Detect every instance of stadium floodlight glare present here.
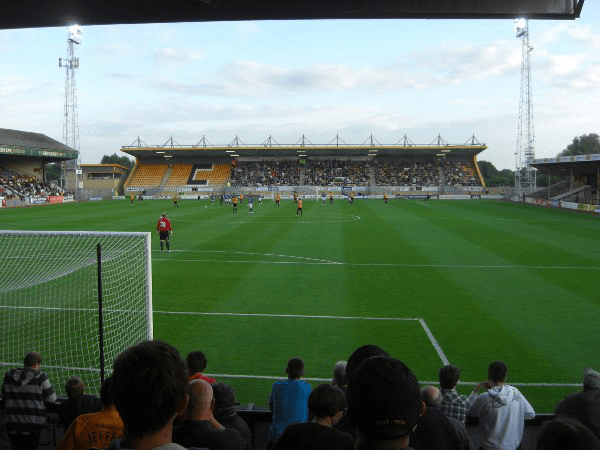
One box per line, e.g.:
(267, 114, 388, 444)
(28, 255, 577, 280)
(68, 25, 83, 44)
(514, 18, 527, 37)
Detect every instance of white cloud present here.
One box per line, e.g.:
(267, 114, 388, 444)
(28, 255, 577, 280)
(153, 47, 204, 67)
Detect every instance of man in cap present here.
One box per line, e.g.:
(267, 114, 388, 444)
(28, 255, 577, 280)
(555, 367, 600, 440)
(347, 356, 424, 449)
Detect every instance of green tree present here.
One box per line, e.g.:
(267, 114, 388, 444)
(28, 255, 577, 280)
(477, 160, 515, 187)
(101, 153, 134, 168)
(558, 133, 600, 157)
(44, 163, 62, 182)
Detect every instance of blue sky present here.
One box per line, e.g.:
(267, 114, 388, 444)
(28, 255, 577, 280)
(1, 9, 599, 170)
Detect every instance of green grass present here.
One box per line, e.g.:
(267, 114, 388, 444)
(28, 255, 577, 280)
(1, 197, 599, 412)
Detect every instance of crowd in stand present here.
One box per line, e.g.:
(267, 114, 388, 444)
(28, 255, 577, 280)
(441, 161, 480, 187)
(304, 160, 370, 187)
(373, 160, 481, 187)
(0, 170, 69, 200)
(3, 344, 598, 450)
(221, 159, 483, 188)
(230, 161, 301, 187)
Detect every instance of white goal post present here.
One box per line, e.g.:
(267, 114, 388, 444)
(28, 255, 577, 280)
(0, 230, 153, 395)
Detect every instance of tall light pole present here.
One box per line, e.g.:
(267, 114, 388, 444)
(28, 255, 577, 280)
(514, 18, 536, 199)
(59, 25, 82, 193)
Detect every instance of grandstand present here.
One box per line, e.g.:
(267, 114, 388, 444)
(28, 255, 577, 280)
(530, 154, 600, 206)
(120, 137, 489, 198)
(0, 128, 78, 206)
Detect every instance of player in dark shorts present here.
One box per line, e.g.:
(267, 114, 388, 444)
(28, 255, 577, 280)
(156, 213, 173, 253)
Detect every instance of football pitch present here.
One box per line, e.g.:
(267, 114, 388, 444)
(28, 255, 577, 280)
(2, 197, 599, 413)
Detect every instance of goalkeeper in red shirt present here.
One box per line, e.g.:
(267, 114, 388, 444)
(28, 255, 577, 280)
(156, 213, 173, 253)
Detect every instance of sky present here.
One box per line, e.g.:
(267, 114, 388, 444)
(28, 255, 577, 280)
(1, 8, 599, 170)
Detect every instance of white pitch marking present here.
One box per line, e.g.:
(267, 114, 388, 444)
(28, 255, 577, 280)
(153, 311, 446, 365)
(198, 373, 581, 388)
(152, 251, 600, 270)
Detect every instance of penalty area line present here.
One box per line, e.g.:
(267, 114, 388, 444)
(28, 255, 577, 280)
(153, 311, 449, 365)
(201, 372, 581, 388)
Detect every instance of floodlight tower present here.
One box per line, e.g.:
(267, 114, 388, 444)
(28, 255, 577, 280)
(59, 25, 82, 192)
(514, 18, 536, 198)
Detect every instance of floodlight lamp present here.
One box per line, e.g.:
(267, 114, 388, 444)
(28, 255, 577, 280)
(68, 25, 82, 44)
(514, 18, 527, 37)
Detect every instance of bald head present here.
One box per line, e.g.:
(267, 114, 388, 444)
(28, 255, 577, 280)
(421, 385, 441, 408)
(185, 380, 214, 420)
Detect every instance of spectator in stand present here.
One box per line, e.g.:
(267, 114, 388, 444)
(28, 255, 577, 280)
(467, 361, 535, 450)
(173, 379, 244, 450)
(439, 364, 471, 424)
(212, 382, 252, 450)
(57, 377, 123, 450)
(347, 356, 423, 450)
(272, 384, 354, 450)
(345, 344, 389, 381)
(187, 351, 216, 383)
(415, 385, 475, 450)
(1, 351, 58, 450)
(536, 416, 600, 450)
(267, 358, 312, 448)
(554, 367, 600, 439)
(331, 361, 353, 436)
(59, 375, 102, 430)
(106, 340, 197, 450)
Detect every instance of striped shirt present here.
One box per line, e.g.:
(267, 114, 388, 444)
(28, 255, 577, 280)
(2, 368, 57, 425)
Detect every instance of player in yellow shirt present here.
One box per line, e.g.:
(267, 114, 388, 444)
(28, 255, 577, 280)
(275, 193, 281, 207)
(296, 198, 303, 216)
(232, 195, 238, 213)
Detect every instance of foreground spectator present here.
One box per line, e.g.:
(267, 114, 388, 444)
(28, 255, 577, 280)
(57, 377, 123, 450)
(467, 361, 535, 450)
(187, 351, 216, 383)
(268, 358, 312, 448)
(536, 416, 600, 450)
(415, 385, 475, 450)
(106, 340, 193, 450)
(173, 379, 244, 450)
(331, 360, 353, 436)
(272, 384, 354, 450)
(59, 375, 102, 430)
(439, 364, 471, 424)
(347, 356, 423, 450)
(212, 382, 252, 450)
(554, 366, 600, 439)
(1, 352, 57, 450)
(345, 344, 389, 381)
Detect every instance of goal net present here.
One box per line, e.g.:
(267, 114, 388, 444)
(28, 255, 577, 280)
(0, 231, 152, 395)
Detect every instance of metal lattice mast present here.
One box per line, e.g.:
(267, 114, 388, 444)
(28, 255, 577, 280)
(514, 18, 536, 197)
(59, 26, 82, 191)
